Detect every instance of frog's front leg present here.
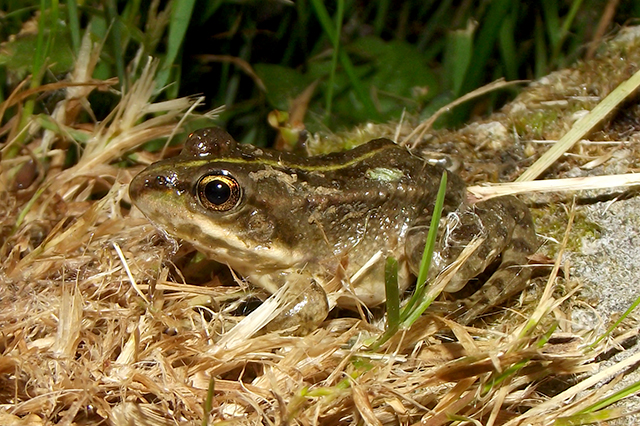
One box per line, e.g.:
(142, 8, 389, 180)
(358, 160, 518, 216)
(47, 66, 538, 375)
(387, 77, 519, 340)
(406, 196, 537, 324)
(256, 272, 329, 334)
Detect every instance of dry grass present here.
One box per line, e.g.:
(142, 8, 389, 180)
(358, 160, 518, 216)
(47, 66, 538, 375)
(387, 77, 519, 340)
(2, 28, 640, 426)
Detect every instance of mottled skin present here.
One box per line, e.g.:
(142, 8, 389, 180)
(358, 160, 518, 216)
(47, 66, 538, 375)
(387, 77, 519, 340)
(129, 128, 537, 331)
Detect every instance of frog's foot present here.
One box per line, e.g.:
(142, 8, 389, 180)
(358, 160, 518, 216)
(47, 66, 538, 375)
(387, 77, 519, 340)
(264, 275, 329, 335)
(447, 198, 538, 324)
(407, 196, 538, 325)
(453, 251, 533, 325)
(406, 198, 514, 292)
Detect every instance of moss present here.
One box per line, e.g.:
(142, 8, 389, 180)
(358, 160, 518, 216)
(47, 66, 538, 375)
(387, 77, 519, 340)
(512, 109, 561, 139)
(531, 202, 601, 256)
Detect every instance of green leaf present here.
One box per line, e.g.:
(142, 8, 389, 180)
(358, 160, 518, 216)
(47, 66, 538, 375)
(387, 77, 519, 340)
(350, 37, 438, 100)
(0, 29, 74, 77)
(254, 64, 313, 111)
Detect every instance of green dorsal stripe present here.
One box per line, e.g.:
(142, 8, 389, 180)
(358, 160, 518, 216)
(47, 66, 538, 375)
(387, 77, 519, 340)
(150, 141, 399, 173)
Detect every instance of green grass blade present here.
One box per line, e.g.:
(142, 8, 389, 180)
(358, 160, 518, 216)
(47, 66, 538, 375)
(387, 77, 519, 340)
(416, 0, 452, 50)
(400, 171, 447, 321)
(325, 0, 344, 117)
(414, 171, 447, 294)
(559, 0, 584, 46)
(36, 114, 90, 142)
(47, 0, 59, 67)
(373, 0, 390, 36)
(551, 0, 584, 66)
(542, 0, 560, 49)
(7, 0, 57, 159)
(309, 0, 380, 120)
(105, 0, 126, 90)
(308, 0, 336, 45)
(201, 0, 224, 21)
(156, 0, 196, 93)
(482, 359, 529, 395)
(31, 0, 49, 84)
(589, 291, 640, 349)
(443, 24, 474, 96)
(201, 376, 215, 426)
(534, 14, 549, 78)
(459, 0, 510, 95)
(384, 256, 400, 330)
(0, 67, 5, 103)
(580, 379, 640, 414)
(337, 49, 380, 119)
(13, 186, 47, 233)
(498, 10, 518, 81)
(369, 256, 401, 350)
(66, 0, 81, 53)
(555, 408, 629, 426)
(400, 287, 437, 327)
(483, 324, 557, 394)
(31, 0, 58, 88)
(120, 0, 142, 46)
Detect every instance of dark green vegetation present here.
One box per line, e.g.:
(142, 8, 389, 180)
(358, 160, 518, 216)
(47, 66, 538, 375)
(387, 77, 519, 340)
(0, 0, 638, 146)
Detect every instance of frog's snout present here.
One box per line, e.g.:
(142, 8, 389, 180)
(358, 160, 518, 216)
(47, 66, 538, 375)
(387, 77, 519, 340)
(130, 167, 186, 203)
(129, 170, 155, 204)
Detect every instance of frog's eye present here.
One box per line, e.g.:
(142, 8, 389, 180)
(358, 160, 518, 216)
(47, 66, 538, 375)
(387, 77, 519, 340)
(197, 172, 242, 211)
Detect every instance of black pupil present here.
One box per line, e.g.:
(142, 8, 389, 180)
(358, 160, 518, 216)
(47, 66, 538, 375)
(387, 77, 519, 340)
(204, 179, 231, 205)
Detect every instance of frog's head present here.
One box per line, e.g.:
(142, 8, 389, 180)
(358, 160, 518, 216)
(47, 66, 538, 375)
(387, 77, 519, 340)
(129, 128, 307, 271)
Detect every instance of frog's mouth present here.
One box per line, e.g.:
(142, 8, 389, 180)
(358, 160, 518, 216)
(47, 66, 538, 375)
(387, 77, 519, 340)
(135, 195, 302, 272)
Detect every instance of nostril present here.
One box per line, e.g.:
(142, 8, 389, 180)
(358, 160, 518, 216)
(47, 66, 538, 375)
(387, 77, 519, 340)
(154, 174, 170, 187)
(130, 170, 182, 202)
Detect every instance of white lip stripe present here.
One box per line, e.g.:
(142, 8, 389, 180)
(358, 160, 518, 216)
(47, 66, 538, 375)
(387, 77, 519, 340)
(139, 195, 305, 271)
(180, 216, 304, 268)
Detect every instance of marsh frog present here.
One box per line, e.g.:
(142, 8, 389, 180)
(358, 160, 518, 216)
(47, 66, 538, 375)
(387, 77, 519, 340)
(129, 128, 537, 332)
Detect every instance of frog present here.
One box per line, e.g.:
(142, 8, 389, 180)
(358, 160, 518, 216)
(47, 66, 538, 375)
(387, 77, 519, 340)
(129, 127, 537, 333)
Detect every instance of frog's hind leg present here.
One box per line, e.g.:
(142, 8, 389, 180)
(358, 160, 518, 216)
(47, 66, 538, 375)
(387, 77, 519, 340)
(406, 196, 538, 325)
(454, 199, 538, 325)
